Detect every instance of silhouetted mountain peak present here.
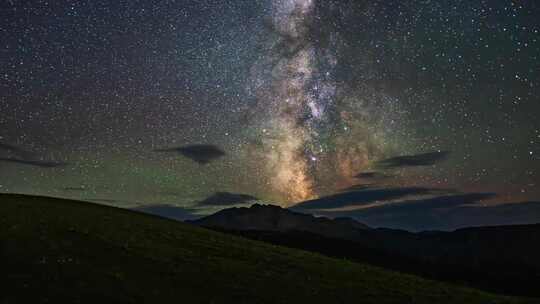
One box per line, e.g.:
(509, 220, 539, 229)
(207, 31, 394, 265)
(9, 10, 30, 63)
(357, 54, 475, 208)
(190, 204, 370, 239)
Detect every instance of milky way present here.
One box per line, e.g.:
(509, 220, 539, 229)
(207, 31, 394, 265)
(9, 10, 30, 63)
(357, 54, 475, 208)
(249, 0, 406, 204)
(257, 0, 321, 202)
(1, 1, 539, 214)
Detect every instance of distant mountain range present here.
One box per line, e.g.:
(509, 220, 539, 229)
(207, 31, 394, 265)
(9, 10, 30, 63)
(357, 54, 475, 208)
(3, 193, 526, 303)
(189, 203, 369, 239)
(191, 204, 540, 298)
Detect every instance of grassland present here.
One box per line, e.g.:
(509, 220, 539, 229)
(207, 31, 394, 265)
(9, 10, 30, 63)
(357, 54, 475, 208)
(0, 193, 535, 303)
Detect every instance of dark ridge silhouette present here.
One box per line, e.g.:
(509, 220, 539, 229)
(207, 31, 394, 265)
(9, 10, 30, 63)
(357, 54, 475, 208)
(133, 204, 197, 221)
(197, 191, 258, 206)
(1, 193, 512, 303)
(376, 151, 450, 168)
(292, 187, 442, 210)
(190, 204, 369, 239)
(154, 144, 225, 164)
(221, 226, 540, 298)
(0, 157, 66, 168)
(192, 204, 540, 298)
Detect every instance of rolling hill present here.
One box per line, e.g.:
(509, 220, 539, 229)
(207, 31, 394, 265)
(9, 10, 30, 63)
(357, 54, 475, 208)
(192, 204, 540, 297)
(0, 193, 535, 303)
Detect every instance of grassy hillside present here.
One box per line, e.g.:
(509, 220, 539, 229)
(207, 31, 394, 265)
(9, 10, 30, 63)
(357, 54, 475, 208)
(0, 194, 534, 303)
(191, 204, 540, 297)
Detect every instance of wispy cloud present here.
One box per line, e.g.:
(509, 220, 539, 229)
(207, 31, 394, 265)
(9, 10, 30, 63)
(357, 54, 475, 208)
(292, 187, 442, 210)
(376, 151, 450, 169)
(308, 193, 539, 232)
(154, 144, 225, 164)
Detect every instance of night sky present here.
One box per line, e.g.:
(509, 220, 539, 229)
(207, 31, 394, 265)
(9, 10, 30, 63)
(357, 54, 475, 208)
(1, 1, 539, 223)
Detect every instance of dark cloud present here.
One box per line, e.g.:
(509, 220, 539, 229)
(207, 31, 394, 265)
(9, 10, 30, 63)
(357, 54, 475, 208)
(376, 151, 450, 169)
(154, 144, 225, 164)
(292, 187, 442, 210)
(0, 141, 66, 168)
(354, 172, 391, 179)
(0, 157, 66, 168)
(132, 204, 198, 221)
(197, 192, 258, 206)
(0, 142, 36, 159)
(357, 193, 497, 214)
(312, 193, 540, 232)
(339, 184, 373, 192)
(261, 15, 311, 62)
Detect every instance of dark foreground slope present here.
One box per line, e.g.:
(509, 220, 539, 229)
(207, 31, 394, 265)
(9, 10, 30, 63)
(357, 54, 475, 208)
(192, 204, 540, 297)
(0, 194, 532, 304)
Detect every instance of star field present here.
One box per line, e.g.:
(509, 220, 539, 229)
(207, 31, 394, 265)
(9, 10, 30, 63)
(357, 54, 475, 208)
(1, 0, 539, 216)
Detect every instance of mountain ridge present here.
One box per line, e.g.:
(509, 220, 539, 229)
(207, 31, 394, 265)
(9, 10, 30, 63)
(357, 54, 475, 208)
(191, 203, 540, 297)
(2, 193, 531, 303)
(189, 203, 370, 239)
